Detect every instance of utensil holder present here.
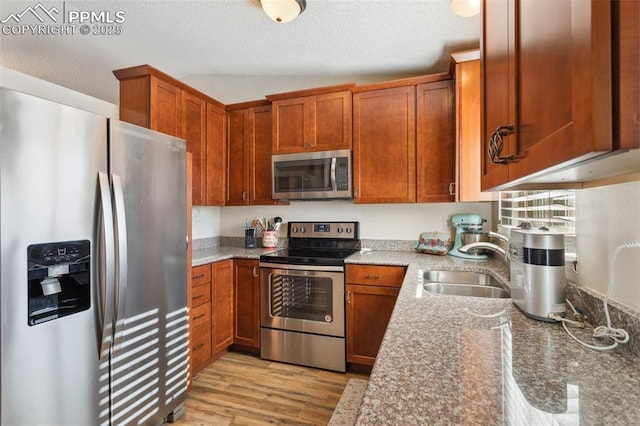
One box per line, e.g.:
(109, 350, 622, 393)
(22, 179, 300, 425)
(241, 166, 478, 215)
(262, 231, 278, 248)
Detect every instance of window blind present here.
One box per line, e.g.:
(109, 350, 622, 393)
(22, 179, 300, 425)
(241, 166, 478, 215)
(499, 190, 575, 235)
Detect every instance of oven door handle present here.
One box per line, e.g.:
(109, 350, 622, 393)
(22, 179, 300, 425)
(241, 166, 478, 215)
(259, 262, 344, 273)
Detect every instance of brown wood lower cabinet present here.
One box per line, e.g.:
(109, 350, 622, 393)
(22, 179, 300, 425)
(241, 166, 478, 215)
(345, 264, 405, 366)
(233, 259, 261, 349)
(212, 260, 234, 356)
(190, 264, 212, 375)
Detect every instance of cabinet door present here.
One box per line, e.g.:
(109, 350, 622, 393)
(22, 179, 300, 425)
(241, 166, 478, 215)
(226, 109, 249, 205)
(314, 91, 352, 151)
(233, 259, 260, 348)
(250, 105, 277, 205)
(481, 0, 613, 189)
(212, 260, 234, 355)
(150, 76, 182, 138)
(271, 97, 311, 154)
(206, 103, 226, 206)
(453, 57, 497, 202)
(346, 284, 399, 366)
(182, 92, 207, 205)
(416, 81, 455, 203)
(480, 0, 513, 190)
(353, 86, 416, 203)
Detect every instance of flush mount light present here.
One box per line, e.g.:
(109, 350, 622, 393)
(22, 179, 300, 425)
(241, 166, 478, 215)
(451, 0, 480, 17)
(260, 0, 306, 23)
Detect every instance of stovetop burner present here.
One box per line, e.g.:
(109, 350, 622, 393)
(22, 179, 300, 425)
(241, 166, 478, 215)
(259, 221, 360, 267)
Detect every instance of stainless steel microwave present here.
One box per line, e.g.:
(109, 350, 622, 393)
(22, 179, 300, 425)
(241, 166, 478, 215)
(272, 149, 352, 200)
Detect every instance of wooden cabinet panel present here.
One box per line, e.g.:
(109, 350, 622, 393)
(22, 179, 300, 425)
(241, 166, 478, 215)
(233, 259, 260, 348)
(270, 88, 352, 154)
(182, 92, 207, 205)
(250, 105, 276, 205)
(450, 51, 497, 202)
(616, 0, 639, 150)
(191, 283, 211, 307)
(353, 86, 416, 203)
(226, 109, 249, 205)
(346, 284, 400, 366)
(416, 80, 455, 202)
(150, 76, 182, 138)
(227, 103, 278, 206)
(314, 91, 352, 151)
(191, 321, 212, 374)
(345, 264, 405, 366)
(192, 264, 211, 287)
(345, 264, 405, 287)
(212, 260, 234, 354)
(481, 0, 614, 190)
(191, 302, 211, 328)
(206, 103, 226, 205)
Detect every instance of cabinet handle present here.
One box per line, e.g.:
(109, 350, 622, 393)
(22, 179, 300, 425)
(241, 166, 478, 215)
(242, 191, 248, 201)
(365, 274, 381, 279)
(193, 274, 205, 280)
(252, 266, 259, 278)
(193, 343, 205, 351)
(192, 294, 204, 300)
(193, 313, 205, 320)
(488, 125, 517, 165)
(346, 291, 351, 304)
(448, 182, 455, 196)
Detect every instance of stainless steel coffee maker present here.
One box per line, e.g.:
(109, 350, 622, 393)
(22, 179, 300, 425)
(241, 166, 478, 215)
(508, 229, 566, 322)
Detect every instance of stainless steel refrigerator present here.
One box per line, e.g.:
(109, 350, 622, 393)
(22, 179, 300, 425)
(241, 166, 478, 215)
(0, 87, 189, 425)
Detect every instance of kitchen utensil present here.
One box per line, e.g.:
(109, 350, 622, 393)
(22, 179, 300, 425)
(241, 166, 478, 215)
(273, 217, 283, 231)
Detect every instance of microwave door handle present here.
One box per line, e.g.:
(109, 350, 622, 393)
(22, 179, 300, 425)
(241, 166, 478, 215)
(330, 157, 337, 192)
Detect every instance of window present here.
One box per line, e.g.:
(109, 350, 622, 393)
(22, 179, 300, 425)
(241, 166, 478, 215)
(499, 190, 575, 235)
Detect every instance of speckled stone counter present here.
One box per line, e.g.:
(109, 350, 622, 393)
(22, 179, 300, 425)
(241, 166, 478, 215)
(348, 256, 640, 425)
(191, 245, 274, 266)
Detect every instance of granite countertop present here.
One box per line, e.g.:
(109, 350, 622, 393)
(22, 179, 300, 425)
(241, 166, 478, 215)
(350, 254, 640, 425)
(192, 246, 640, 424)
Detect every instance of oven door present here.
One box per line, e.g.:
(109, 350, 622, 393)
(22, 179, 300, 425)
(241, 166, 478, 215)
(260, 263, 345, 337)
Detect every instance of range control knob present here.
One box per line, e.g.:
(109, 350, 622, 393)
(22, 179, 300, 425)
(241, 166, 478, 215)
(337, 227, 344, 233)
(346, 227, 352, 234)
(292, 227, 298, 233)
(299, 227, 306, 233)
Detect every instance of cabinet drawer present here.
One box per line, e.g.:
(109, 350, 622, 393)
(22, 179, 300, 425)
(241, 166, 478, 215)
(191, 302, 211, 328)
(192, 264, 211, 287)
(191, 283, 211, 307)
(346, 265, 406, 287)
(191, 321, 212, 369)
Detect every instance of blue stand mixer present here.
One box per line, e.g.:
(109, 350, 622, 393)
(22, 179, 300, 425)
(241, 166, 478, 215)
(448, 214, 488, 260)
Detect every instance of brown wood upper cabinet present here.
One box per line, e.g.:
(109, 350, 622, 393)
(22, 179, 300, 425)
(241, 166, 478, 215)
(481, 0, 639, 190)
(449, 50, 497, 202)
(353, 75, 454, 204)
(267, 84, 354, 154)
(113, 65, 226, 206)
(226, 100, 278, 206)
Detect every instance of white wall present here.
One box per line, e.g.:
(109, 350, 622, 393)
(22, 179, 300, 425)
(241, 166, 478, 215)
(574, 181, 640, 312)
(0, 66, 118, 118)
(205, 201, 494, 241)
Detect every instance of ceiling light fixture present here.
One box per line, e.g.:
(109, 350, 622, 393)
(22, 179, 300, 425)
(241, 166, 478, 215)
(451, 0, 480, 17)
(260, 0, 306, 23)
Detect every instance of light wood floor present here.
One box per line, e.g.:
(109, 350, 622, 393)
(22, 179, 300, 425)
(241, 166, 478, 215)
(174, 352, 369, 425)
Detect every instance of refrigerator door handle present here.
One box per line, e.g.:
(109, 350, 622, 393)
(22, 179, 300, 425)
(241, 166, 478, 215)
(111, 173, 128, 354)
(97, 172, 116, 361)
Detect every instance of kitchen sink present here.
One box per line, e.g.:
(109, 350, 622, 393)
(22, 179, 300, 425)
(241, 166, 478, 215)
(422, 270, 510, 299)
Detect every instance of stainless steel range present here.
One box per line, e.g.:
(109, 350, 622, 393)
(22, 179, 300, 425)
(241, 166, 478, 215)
(259, 221, 360, 372)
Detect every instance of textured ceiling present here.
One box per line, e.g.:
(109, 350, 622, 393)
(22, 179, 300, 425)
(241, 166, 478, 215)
(0, 0, 480, 104)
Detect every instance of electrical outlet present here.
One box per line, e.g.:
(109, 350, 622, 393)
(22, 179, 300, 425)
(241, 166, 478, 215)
(443, 216, 452, 229)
